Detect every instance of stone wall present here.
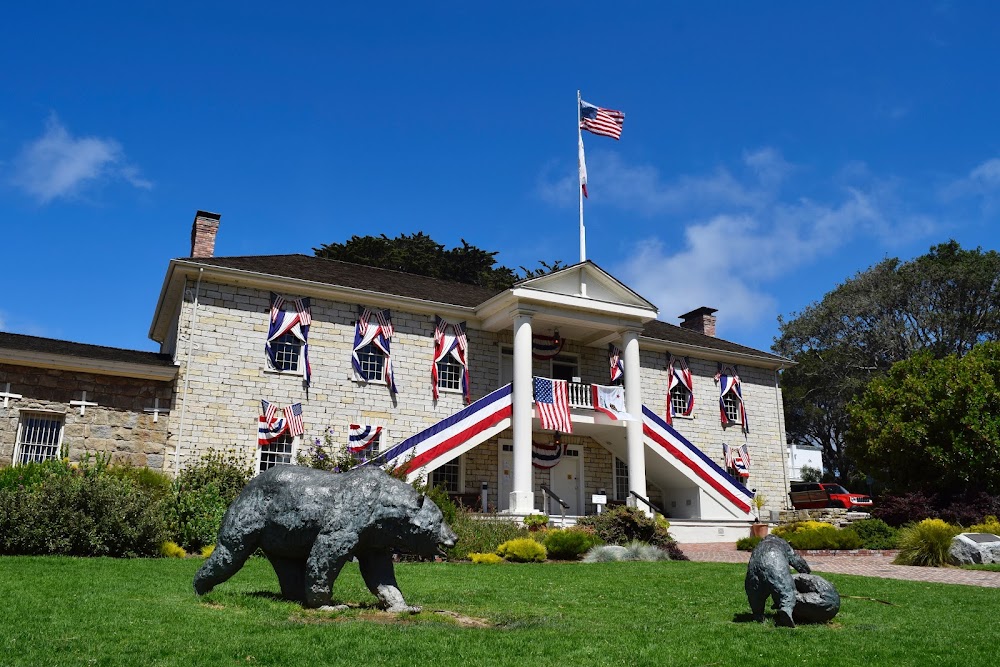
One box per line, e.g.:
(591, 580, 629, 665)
(0, 364, 172, 469)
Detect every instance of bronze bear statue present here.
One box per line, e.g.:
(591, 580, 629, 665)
(193, 465, 457, 612)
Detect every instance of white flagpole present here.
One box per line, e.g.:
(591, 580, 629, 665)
(578, 89, 586, 263)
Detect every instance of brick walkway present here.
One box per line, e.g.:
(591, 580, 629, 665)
(680, 542, 1000, 588)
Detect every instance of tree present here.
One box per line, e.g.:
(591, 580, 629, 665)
(773, 241, 1000, 482)
(313, 233, 564, 290)
(847, 343, 1000, 495)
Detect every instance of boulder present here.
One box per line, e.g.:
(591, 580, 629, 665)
(792, 574, 840, 623)
(949, 533, 1000, 565)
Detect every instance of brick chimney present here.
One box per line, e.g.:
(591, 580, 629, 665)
(190, 210, 221, 258)
(679, 307, 718, 337)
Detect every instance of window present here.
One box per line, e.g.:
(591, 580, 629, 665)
(356, 342, 386, 382)
(258, 432, 296, 473)
(270, 332, 302, 372)
(429, 458, 461, 493)
(551, 354, 579, 382)
(722, 393, 741, 423)
(15, 414, 64, 465)
(614, 457, 629, 501)
(670, 385, 692, 417)
(436, 355, 464, 392)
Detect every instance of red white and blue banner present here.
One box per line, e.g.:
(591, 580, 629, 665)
(532, 439, 565, 469)
(591, 384, 635, 421)
(534, 377, 573, 433)
(432, 316, 470, 403)
(642, 405, 753, 515)
(723, 443, 751, 478)
(531, 334, 564, 360)
(265, 293, 312, 385)
(348, 423, 383, 453)
(666, 354, 695, 425)
(258, 399, 287, 445)
(608, 343, 624, 383)
(353, 307, 397, 393)
(715, 364, 748, 433)
(368, 384, 513, 475)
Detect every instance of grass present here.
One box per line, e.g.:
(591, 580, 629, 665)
(1, 556, 999, 667)
(962, 563, 1000, 572)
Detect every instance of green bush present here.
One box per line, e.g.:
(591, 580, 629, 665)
(446, 510, 529, 560)
(469, 552, 503, 564)
(160, 541, 187, 558)
(496, 537, 547, 562)
(736, 535, 763, 551)
(523, 514, 549, 530)
(0, 459, 72, 491)
(969, 515, 1000, 535)
(785, 525, 862, 550)
(0, 466, 167, 557)
(541, 528, 604, 560)
(851, 518, 899, 549)
(165, 451, 252, 551)
(894, 518, 961, 567)
(576, 506, 688, 560)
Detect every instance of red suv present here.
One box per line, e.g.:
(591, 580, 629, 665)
(789, 482, 873, 510)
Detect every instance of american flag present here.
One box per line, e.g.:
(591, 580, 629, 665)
(609, 344, 623, 383)
(270, 293, 285, 323)
(283, 402, 304, 437)
(261, 399, 278, 425)
(294, 298, 311, 326)
(533, 377, 572, 433)
(580, 99, 625, 140)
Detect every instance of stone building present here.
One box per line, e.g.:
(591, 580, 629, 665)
(1, 210, 792, 541)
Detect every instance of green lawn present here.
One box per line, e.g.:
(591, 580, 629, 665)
(1, 556, 996, 667)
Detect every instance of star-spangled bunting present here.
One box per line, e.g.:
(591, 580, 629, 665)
(258, 399, 287, 445)
(432, 316, 470, 403)
(715, 364, 749, 434)
(533, 377, 572, 433)
(531, 439, 565, 469)
(265, 293, 312, 385)
(609, 343, 624, 383)
(666, 354, 695, 425)
(353, 307, 397, 393)
(348, 423, 382, 453)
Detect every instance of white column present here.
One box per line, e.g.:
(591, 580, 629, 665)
(510, 310, 536, 513)
(622, 329, 649, 515)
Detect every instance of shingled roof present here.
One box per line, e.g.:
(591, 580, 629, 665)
(0, 332, 175, 367)
(184, 254, 786, 363)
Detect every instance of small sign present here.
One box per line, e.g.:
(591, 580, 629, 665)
(592, 494, 607, 505)
(967, 533, 1000, 544)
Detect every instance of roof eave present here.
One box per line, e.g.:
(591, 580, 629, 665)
(0, 349, 178, 381)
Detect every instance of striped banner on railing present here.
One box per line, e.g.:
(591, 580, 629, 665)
(641, 405, 754, 515)
(369, 384, 513, 475)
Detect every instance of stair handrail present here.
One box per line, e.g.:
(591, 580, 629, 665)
(540, 484, 570, 527)
(629, 490, 664, 516)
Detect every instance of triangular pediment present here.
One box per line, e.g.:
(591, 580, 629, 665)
(516, 261, 657, 311)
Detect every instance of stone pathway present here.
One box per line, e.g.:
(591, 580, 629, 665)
(679, 542, 1000, 588)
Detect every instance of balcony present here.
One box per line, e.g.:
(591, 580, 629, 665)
(567, 381, 594, 409)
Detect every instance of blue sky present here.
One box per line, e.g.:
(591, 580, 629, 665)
(2, 2, 999, 355)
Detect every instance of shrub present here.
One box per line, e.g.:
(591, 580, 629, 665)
(200, 544, 216, 558)
(165, 451, 252, 551)
(469, 552, 503, 564)
(0, 466, 167, 557)
(523, 514, 549, 530)
(446, 510, 529, 560)
(0, 459, 72, 491)
(938, 493, 1000, 527)
(851, 518, 899, 549)
(160, 541, 187, 558)
(969, 515, 1000, 535)
(542, 528, 604, 560)
(894, 518, 961, 567)
(496, 538, 547, 562)
(873, 491, 940, 527)
(582, 541, 672, 562)
(577, 506, 675, 548)
(785, 525, 861, 550)
(736, 535, 763, 551)
(773, 521, 835, 538)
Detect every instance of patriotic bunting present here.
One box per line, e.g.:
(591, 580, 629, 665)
(531, 439, 565, 469)
(609, 343, 624, 383)
(715, 364, 749, 433)
(531, 334, 564, 360)
(265, 293, 312, 385)
(258, 399, 288, 445)
(533, 377, 572, 433)
(591, 384, 635, 421)
(723, 442, 751, 478)
(432, 316, 471, 403)
(353, 307, 397, 393)
(348, 423, 383, 453)
(666, 354, 695, 425)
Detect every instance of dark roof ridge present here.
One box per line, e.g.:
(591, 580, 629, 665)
(0, 331, 174, 366)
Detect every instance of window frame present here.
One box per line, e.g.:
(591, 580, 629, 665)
(428, 456, 463, 494)
(268, 331, 303, 374)
(256, 432, 298, 474)
(435, 354, 465, 393)
(613, 456, 629, 502)
(14, 411, 65, 465)
(722, 392, 742, 424)
(355, 342, 387, 384)
(669, 385, 694, 419)
(550, 353, 580, 382)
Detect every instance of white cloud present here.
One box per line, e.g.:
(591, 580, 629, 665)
(743, 147, 794, 189)
(9, 114, 152, 203)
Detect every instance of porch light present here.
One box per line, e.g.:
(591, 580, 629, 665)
(553, 329, 560, 345)
(553, 431, 562, 447)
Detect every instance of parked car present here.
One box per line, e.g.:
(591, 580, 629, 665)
(789, 482, 873, 510)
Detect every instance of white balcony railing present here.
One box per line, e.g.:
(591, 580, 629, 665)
(567, 382, 594, 409)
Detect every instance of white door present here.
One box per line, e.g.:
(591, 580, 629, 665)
(549, 448, 581, 515)
(498, 440, 512, 511)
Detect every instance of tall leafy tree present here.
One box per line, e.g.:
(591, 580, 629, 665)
(773, 241, 1000, 482)
(847, 343, 1000, 495)
(313, 233, 563, 290)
